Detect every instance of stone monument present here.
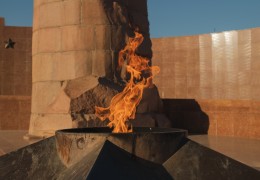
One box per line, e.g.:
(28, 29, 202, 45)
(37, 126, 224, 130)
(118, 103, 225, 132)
(29, 0, 169, 137)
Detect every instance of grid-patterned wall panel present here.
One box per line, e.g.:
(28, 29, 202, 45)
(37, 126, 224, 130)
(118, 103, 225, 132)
(152, 28, 260, 101)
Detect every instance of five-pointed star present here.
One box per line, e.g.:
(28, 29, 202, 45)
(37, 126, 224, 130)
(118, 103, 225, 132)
(4, 38, 16, 49)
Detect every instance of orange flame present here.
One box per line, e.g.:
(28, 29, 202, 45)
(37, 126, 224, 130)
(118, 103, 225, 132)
(95, 32, 160, 133)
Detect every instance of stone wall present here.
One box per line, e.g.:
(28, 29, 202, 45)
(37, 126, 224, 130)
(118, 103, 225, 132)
(0, 17, 32, 130)
(152, 28, 260, 139)
(0, 96, 31, 130)
(199, 99, 260, 139)
(162, 99, 260, 139)
(0, 17, 32, 96)
(152, 28, 260, 100)
(31, 0, 86, 136)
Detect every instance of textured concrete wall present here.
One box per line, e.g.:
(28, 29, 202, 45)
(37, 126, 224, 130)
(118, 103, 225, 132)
(199, 99, 260, 139)
(152, 28, 260, 100)
(163, 99, 260, 139)
(0, 17, 32, 130)
(152, 28, 260, 139)
(0, 96, 31, 130)
(0, 18, 32, 96)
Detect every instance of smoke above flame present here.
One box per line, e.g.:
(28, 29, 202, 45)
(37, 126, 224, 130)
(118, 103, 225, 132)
(95, 32, 160, 133)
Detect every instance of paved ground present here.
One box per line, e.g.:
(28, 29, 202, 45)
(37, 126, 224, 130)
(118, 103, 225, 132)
(189, 135, 260, 171)
(0, 131, 259, 171)
(0, 130, 41, 156)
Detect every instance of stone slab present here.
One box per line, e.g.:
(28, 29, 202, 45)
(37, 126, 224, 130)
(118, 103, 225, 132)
(29, 113, 71, 137)
(82, 0, 109, 25)
(61, 25, 95, 51)
(39, 1, 62, 28)
(92, 50, 113, 78)
(33, 51, 92, 82)
(38, 28, 61, 53)
(31, 82, 62, 113)
(65, 76, 98, 99)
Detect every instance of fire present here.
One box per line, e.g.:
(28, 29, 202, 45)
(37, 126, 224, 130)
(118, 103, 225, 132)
(95, 31, 160, 133)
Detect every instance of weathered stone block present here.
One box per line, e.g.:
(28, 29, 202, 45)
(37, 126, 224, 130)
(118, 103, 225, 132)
(38, 28, 61, 53)
(62, 0, 81, 25)
(95, 25, 111, 50)
(47, 87, 71, 114)
(64, 50, 93, 78)
(61, 26, 94, 51)
(34, 51, 92, 82)
(70, 84, 118, 115)
(65, 76, 98, 99)
(92, 50, 112, 78)
(82, 0, 109, 25)
(31, 82, 62, 113)
(29, 113, 71, 137)
(39, 1, 62, 28)
(32, 53, 60, 82)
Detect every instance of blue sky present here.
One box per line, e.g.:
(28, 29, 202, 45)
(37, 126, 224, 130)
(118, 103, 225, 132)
(0, 0, 260, 37)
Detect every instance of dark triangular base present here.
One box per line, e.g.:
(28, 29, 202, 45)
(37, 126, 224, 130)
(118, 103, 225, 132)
(0, 128, 259, 180)
(87, 140, 172, 180)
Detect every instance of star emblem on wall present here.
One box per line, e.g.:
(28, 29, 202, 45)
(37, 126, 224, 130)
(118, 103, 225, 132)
(4, 38, 16, 49)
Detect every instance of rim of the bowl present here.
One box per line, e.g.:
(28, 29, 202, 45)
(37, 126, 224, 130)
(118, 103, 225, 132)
(56, 127, 187, 135)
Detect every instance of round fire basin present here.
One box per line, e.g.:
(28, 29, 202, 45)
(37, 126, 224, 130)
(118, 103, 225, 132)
(55, 127, 187, 167)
